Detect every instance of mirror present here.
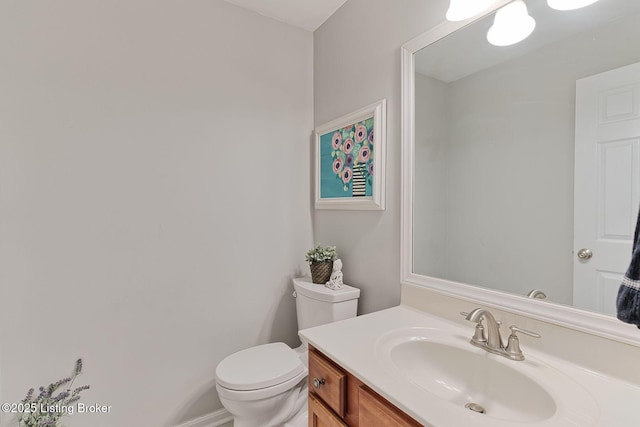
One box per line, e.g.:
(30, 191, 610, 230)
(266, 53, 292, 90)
(402, 0, 640, 342)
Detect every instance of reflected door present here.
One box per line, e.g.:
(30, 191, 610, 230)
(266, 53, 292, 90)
(574, 62, 640, 315)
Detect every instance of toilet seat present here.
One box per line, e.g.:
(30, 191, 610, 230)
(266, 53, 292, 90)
(216, 369, 307, 401)
(216, 342, 307, 401)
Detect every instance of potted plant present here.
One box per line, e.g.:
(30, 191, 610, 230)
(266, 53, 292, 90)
(306, 244, 337, 284)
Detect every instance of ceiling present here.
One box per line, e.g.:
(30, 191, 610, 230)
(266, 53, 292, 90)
(222, 0, 349, 32)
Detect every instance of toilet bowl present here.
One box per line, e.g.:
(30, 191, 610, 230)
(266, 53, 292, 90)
(216, 343, 308, 427)
(215, 277, 360, 427)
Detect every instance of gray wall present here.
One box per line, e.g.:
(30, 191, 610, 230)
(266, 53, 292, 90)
(414, 74, 450, 279)
(313, 0, 449, 314)
(0, 1, 313, 425)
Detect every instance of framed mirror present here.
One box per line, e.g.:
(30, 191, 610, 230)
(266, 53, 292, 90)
(401, 0, 640, 344)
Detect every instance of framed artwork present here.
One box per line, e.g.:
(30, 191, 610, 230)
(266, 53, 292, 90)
(314, 99, 386, 210)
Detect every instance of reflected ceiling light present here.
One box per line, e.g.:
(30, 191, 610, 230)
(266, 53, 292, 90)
(487, 0, 536, 47)
(547, 0, 600, 11)
(446, 0, 493, 21)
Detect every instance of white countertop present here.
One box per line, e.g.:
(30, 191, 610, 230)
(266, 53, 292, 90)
(299, 305, 640, 427)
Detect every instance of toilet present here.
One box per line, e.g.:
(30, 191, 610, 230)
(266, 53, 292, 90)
(215, 277, 360, 427)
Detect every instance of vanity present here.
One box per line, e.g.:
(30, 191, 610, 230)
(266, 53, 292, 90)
(301, 287, 640, 426)
(307, 346, 420, 427)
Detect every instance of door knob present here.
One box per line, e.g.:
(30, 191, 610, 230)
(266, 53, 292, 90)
(577, 248, 593, 260)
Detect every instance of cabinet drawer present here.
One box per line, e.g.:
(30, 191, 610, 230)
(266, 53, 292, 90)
(309, 394, 348, 427)
(308, 350, 347, 417)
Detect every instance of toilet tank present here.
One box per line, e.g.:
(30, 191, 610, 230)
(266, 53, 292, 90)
(293, 277, 360, 330)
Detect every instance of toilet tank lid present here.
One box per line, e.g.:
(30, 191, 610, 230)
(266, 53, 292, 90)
(293, 277, 360, 302)
(215, 343, 305, 391)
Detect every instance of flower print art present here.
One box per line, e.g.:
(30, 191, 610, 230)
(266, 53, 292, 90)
(315, 99, 386, 210)
(328, 119, 374, 193)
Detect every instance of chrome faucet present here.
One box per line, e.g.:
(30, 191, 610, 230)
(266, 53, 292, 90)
(463, 308, 541, 361)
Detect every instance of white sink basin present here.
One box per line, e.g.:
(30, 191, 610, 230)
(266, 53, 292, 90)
(390, 339, 555, 422)
(376, 327, 599, 425)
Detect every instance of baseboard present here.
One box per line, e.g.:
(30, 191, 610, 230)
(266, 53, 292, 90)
(174, 408, 233, 427)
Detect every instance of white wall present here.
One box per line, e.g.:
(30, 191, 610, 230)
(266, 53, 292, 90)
(0, 1, 313, 426)
(313, 0, 450, 314)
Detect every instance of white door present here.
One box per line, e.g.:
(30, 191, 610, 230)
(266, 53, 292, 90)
(574, 62, 640, 315)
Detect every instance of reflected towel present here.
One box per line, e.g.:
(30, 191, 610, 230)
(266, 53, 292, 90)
(616, 208, 640, 329)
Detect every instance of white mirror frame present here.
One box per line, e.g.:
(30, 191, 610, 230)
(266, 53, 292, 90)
(400, 1, 640, 347)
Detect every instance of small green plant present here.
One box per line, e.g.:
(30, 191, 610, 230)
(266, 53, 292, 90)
(17, 359, 90, 427)
(305, 244, 337, 264)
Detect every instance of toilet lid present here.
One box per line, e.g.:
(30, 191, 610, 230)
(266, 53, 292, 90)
(215, 342, 305, 391)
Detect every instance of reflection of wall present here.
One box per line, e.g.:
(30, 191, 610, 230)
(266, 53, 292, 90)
(414, 74, 450, 278)
(0, 1, 313, 425)
(414, 12, 640, 304)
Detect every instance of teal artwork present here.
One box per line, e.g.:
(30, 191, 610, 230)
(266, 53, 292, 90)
(319, 118, 374, 199)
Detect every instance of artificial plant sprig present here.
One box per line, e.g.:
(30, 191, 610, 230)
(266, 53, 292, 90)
(305, 244, 337, 264)
(17, 358, 90, 427)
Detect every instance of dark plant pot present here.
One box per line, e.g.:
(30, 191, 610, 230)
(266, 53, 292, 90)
(310, 261, 333, 284)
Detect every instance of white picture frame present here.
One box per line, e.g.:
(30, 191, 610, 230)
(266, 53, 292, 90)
(314, 99, 387, 210)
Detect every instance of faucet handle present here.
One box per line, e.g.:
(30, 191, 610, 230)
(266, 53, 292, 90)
(471, 323, 487, 344)
(505, 325, 541, 361)
(461, 312, 488, 344)
(509, 325, 541, 338)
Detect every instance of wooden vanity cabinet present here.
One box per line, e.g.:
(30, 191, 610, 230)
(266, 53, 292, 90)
(308, 346, 422, 427)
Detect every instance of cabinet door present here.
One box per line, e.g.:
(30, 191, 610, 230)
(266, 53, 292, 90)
(309, 394, 348, 427)
(358, 386, 421, 427)
(308, 350, 347, 417)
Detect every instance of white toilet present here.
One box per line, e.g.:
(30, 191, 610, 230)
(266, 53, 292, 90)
(215, 277, 360, 427)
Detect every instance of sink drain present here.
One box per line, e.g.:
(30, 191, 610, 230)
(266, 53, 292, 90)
(465, 402, 486, 414)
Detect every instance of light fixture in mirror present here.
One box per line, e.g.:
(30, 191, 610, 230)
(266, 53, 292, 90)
(487, 0, 536, 46)
(547, 0, 600, 11)
(401, 0, 640, 346)
(446, 0, 493, 22)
